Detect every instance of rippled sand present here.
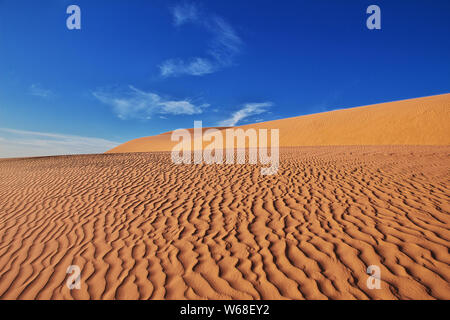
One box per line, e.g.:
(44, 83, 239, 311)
(0, 146, 449, 299)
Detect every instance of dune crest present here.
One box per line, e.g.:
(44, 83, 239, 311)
(107, 94, 450, 154)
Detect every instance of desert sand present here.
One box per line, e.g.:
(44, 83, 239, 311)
(0, 147, 449, 300)
(107, 94, 450, 153)
(0, 94, 449, 300)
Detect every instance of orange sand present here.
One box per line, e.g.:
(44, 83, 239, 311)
(107, 94, 450, 153)
(0, 146, 449, 299)
(0, 94, 449, 300)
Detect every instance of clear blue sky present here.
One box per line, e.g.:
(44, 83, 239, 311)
(0, 0, 449, 157)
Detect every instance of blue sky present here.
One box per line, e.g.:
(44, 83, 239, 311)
(0, 0, 449, 157)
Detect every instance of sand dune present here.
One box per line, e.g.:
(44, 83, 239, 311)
(1, 94, 449, 300)
(107, 94, 450, 154)
(107, 127, 230, 153)
(0, 146, 449, 299)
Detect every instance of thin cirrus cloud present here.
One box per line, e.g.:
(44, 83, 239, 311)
(93, 85, 208, 120)
(160, 57, 216, 77)
(159, 2, 242, 77)
(29, 84, 53, 98)
(172, 2, 199, 26)
(0, 128, 119, 158)
(219, 102, 273, 127)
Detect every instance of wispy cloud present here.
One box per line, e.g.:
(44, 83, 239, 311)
(207, 16, 241, 65)
(93, 85, 207, 120)
(172, 2, 199, 26)
(160, 57, 216, 77)
(29, 83, 53, 98)
(219, 102, 273, 126)
(160, 2, 242, 77)
(0, 128, 119, 158)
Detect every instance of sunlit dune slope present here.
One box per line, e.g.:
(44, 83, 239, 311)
(107, 94, 450, 153)
(106, 127, 230, 153)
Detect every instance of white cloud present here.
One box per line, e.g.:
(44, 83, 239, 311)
(173, 2, 199, 26)
(29, 84, 53, 98)
(160, 57, 216, 77)
(0, 128, 119, 158)
(160, 2, 242, 77)
(93, 85, 205, 120)
(219, 102, 273, 127)
(207, 16, 242, 65)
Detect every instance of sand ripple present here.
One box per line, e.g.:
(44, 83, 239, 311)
(0, 146, 449, 299)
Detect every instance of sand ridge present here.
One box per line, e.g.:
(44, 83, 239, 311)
(0, 146, 449, 299)
(107, 94, 450, 154)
